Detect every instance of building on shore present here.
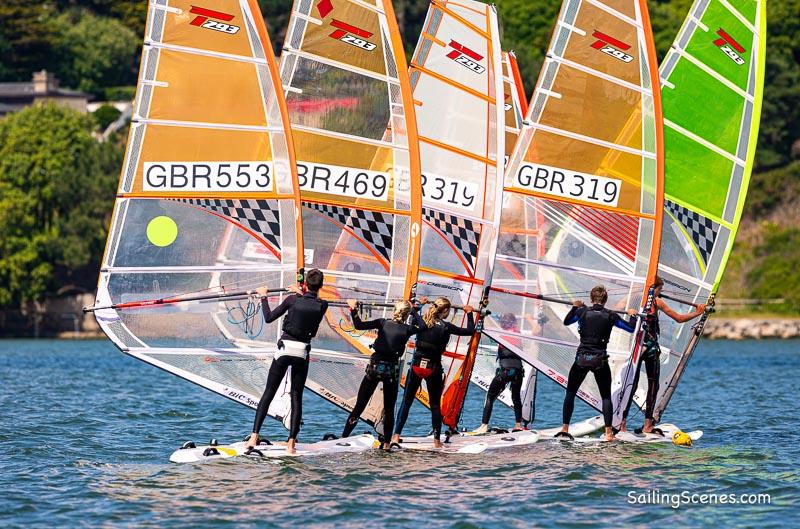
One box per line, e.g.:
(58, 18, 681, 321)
(0, 70, 91, 116)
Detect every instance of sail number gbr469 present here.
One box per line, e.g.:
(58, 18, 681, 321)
(513, 162, 622, 207)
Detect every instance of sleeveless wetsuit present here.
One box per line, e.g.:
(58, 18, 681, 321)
(341, 310, 419, 440)
(562, 304, 636, 428)
(481, 344, 525, 424)
(252, 292, 328, 439)
(394, 311, 475, 441)
(622, 306, 661, 421)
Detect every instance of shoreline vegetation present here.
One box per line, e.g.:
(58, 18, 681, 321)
(1, 1, 799, 331)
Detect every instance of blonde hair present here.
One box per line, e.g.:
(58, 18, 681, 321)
(393, 300, 412, 323)
(422, 297, 451, 328)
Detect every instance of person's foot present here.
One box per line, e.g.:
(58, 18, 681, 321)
(641, 419, 655, 434)
(473, 424, 489, 435)
(382, 442, 391, 451)
(512, 422, 524, 432)
(245, 432, 259, 449)
(604, 432, 617, 442)
(618, 419, 627, 433)
(286, 438, 297, 454)
(433, 439, 443, 449)
(390, 433, 400, 445)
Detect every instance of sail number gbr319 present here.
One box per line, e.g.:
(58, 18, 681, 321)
(514, 163, 621, 207)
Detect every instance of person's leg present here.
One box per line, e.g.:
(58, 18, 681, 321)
(561, 362, 589, 431)
(286, 357, 310, 452)
(248, 356, 290, 446)
(594, 363, 614, 440)
(381, 377, 399, 449)
(643, 354, 661, 432)
(392, 369, 421, 443)
(480, 373, 506, 427)
(342, 375, 379, 438)
(426, 369, 445, 446)
(510, 371, 524, 428)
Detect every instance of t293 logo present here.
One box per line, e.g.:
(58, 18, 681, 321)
(591, 31, 633, 63)
(713, 28, 746, 65)
(188, 6, 240, 34)
(446, 40, 486, 74)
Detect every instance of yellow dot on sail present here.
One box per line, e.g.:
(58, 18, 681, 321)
(146, 216, 178, 247)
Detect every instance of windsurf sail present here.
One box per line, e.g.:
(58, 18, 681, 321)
(92, 0, 304, 424)
(470, 50, 540, 426)
(646, 0, 766, 421)
(484, 0, 665, 419)
(278, 0, 422, 432)
(404, 0, 504, 429)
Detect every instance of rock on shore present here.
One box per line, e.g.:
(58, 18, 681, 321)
(703, 318, 800, 339)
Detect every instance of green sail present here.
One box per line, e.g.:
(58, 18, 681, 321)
(641, 0, 766, 422)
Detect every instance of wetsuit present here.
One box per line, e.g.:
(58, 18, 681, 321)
(394, 311, 475, 441)
(481, 344, 524, 425)
(562, 304, 636, 428)
(252, 291, 328, 439)
(341, 310, 419, 440)
(622, 307, 661, 422)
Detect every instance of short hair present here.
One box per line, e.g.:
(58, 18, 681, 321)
(653, 276, 664, 289)
(499, 312, 517, 330)
(305, 268, 324, 292)
(590, 285, 608, 305)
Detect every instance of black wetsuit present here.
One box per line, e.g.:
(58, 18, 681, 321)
(341, 310, 419, 440)
(562, 304, 636, 428)
(481, 344, 524, 424)
(394, 311, 475, 441)
(252, 291, 328, 439)
(622, 307, 661, 421)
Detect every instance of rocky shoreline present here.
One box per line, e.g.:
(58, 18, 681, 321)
(702, 318, 800, 339)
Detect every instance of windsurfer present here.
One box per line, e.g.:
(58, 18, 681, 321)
(391, 297, 477, 448)
(246, 268, 329, 453)
(341, 299, 419, 450)
(558, 285, 638, 442)
(474, 313, 525, 434)
(619, 276, 705, 434)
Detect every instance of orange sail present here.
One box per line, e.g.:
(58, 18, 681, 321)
(93, 0, 303, 425)
(484, 0, 665, 422)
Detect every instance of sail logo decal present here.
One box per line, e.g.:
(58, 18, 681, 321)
(143, 162, 273, 192)
(328, 20, 377, 51)
(591, 31, 633, 63)
(446, 40, 486, 74)
(713, 28, 746, 65)
(514, 162, 621, 207)
(188, 6, 240, 34)
(297, 161, 388, 200)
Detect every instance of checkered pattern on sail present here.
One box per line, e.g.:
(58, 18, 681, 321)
(423, 207, 480, 270)
(176, 199, 282, 250)
(665, 200, 719, 265)
(304, 202, 393, 262)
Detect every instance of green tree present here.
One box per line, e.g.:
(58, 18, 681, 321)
(0, 103, 120, 310)
(53, 9, 139, 96)
(0, 0, 60, 81)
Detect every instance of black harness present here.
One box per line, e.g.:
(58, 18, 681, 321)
(281, 294, 326, 343)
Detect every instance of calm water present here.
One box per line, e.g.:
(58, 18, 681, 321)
(0, 339, 797, 528)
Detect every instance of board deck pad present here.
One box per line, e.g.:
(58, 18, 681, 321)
(398, 430, 539, 453)
(169, 434, 377, 463)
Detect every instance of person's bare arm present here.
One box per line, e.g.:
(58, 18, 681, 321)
(656, 298, 705, 323)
